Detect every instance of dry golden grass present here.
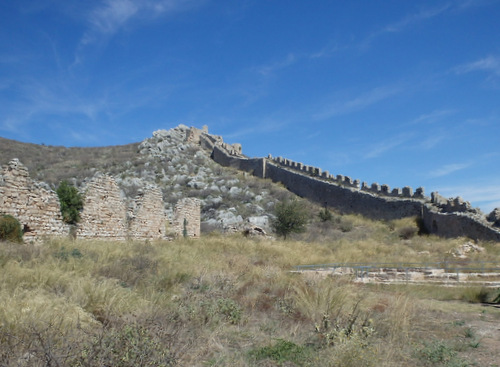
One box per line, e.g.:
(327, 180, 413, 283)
(1, 230, 499, 366)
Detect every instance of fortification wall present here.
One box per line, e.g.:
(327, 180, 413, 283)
(173, 198, 201, 238)
(128, 185, 166, 240)
(0, 159, 68, 239)
(265, 161, 424, 220)
(202, 131, 500, 242)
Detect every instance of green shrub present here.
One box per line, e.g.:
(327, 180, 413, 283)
(0, 215, 23, 243)
(56, 180, 83, 224)
(318, 207, 333, 222)
(272, 199, 309, 239)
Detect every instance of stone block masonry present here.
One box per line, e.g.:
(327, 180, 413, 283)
(128, 185, 166, 240)
(77, 174, 128, 240)
(173, 198, 201, 238)
(1, 159, 201, 241)
(0, 159, 67, 240)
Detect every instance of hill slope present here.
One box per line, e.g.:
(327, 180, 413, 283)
(0, 125, 294, 234)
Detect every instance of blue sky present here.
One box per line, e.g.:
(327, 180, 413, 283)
(1, 0, 500, 213)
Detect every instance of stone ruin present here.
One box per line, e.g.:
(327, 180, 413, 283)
(0, 159, 200, 242)
(0, 159, 67, 240)
(172, 198, 201, 238)
(76, 174, 129, 240)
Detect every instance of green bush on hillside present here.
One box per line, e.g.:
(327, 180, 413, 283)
(272, 199, 309, 239)
(56, 180, 83, 224)
(0, 215, 23, 243)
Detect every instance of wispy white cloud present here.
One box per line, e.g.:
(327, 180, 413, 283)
(224, 118, 287, 140)
(84, 0, 139, 41)
(382, 4, 451, 34)
(419, 134, 446, 150)
(308, 43, 339, 59)
(454, 56, 500, 77)
(255, 54, 297, 76)
(314, 85, 402, 120)
(81, 0, 206, 45)
(364, 1, 498, 47)
(364, 133, 413, 159)
(410, 109, 456, 124)
(363, 4, 451, 46)
(429, 162, 472, 178)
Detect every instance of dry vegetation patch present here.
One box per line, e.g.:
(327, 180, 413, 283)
(1, 234, 499, 366)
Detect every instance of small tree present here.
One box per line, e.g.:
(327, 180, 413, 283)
(0, 215, 23, 243)
(56, 181, 83, 225)
(272, 199, 309, 239)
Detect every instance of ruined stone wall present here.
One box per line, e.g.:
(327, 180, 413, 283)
(173, 198, 201, 238)
(0, 159, 67, 239)
(0, 158, 200, 242)
(128, 185, 166, 240)
(76, 174, 128, 240)
(422, 205, 500, 241)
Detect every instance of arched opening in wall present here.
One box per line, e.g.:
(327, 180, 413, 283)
(23, 224, 31, 233)
(432, 220, 438, 233)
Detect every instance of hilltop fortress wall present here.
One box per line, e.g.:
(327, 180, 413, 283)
(191, 127, 500, 242)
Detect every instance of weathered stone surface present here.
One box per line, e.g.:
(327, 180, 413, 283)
(173, 198, 201, 238)
(0, 159, 67, 240)
(128, 185, 166, 240)
(487, 208, 500, 227)
(431, 192, 448, 207)
(77, 174, 128, 240)
(449, 241, 485, 259)
(247, 215, 269, 228)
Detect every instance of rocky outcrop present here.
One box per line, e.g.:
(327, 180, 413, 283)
(487, 208, 500, 227)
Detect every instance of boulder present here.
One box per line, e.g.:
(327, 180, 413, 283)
(487, 208, 500, 227)
(243, 225, 267, 238)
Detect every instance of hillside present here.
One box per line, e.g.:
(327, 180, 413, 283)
(0, 125, 293, 234)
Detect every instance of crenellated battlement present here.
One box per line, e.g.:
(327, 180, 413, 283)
(270, 155, 426, 199)
(199, 128, 500, 242)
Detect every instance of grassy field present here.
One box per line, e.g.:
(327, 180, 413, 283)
(1, 218, 500, 366)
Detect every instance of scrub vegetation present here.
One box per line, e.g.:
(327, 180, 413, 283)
(1, 218, 499, 366)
